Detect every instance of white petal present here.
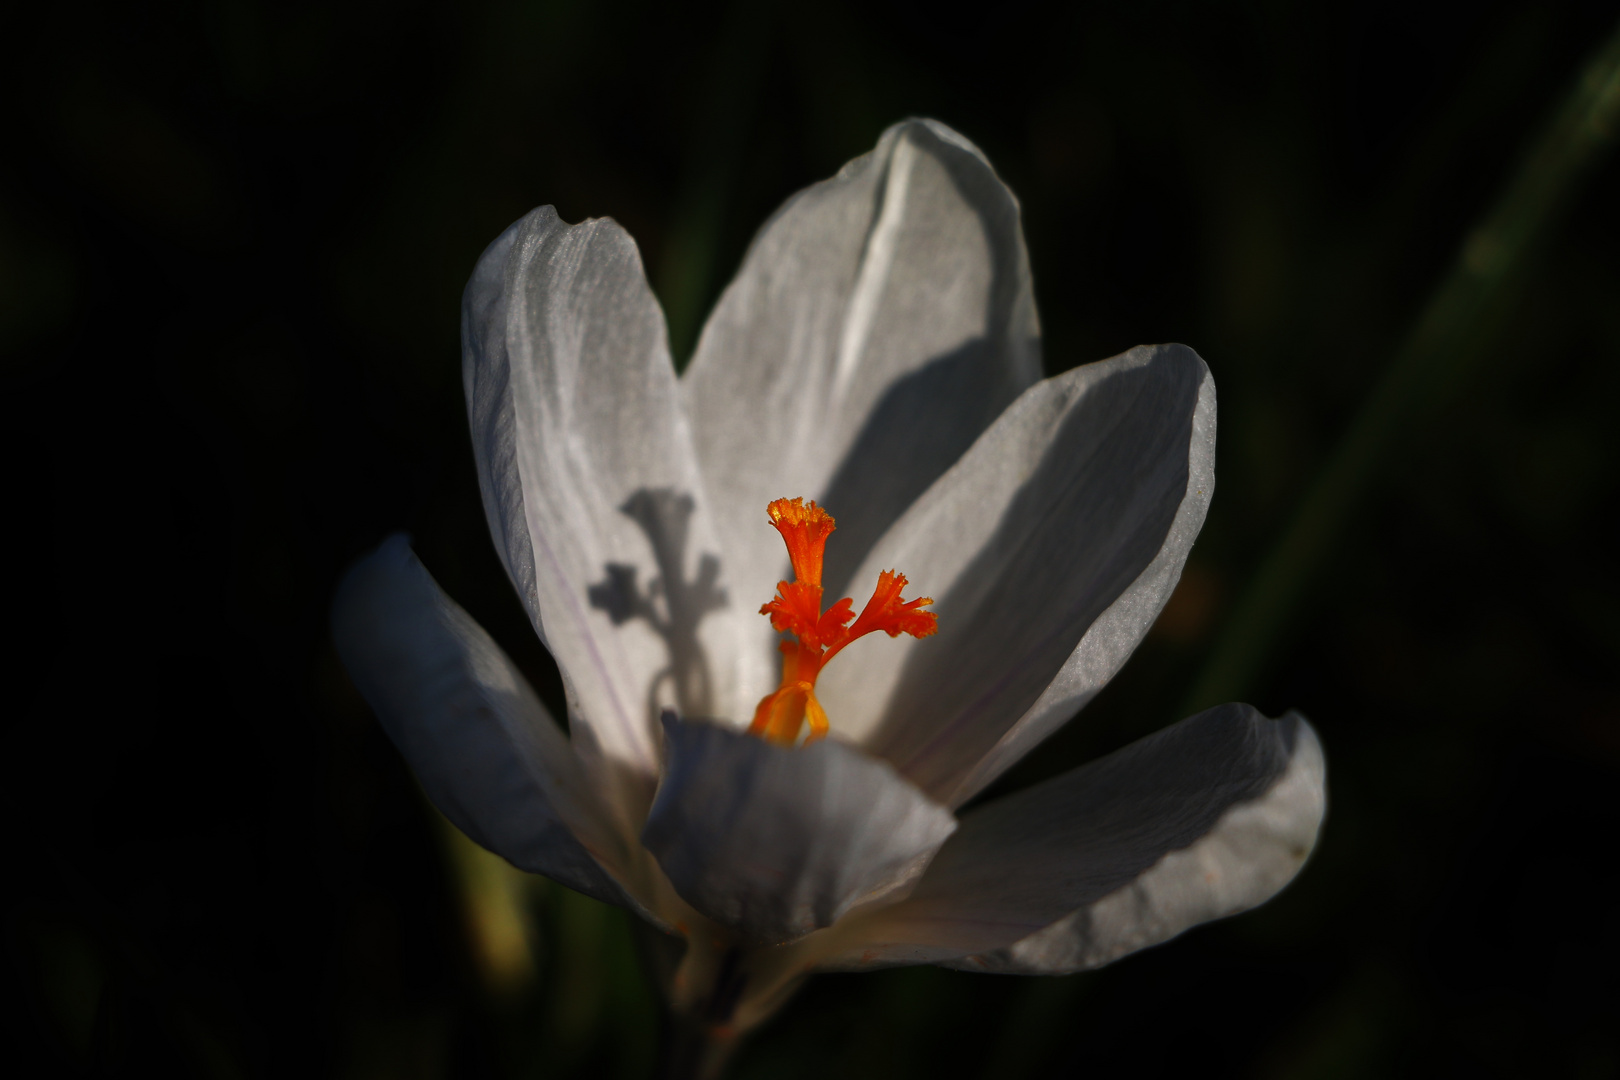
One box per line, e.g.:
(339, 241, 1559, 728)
(956, 717, 1326, 973)
(330, 534, 631, 906)
(822, 706, 1324, 969)
(463, 208, 752, 782)
(641, 715, 957, 945)
(680, 119, 1041, 707)
(818, 344, 1215, 805)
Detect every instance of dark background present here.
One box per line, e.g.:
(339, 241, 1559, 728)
(5, 1, 1618, 1077)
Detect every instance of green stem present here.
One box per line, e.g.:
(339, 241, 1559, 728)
(1180, 20, 1620, 715)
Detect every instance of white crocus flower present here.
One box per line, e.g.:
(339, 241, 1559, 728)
(332, 119, 1326, 1046)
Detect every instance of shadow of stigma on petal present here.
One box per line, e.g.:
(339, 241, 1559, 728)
(587, 488, 728, 731)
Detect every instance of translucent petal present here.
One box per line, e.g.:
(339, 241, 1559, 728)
(818, 344, 1215, 804)
(956, 719, 1325, 973)
(681, 119, 1041, 708)
(821, 706, 1324, 968)
(463, 208, 751, 788)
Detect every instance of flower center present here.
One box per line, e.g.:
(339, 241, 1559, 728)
(748, 498, 937, 745)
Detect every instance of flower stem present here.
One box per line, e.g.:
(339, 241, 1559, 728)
(1181, 18, 1620, 714)
(657, 945, 746, 1080)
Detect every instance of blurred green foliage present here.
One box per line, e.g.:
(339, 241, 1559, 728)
(4, 1, 1617, 1078)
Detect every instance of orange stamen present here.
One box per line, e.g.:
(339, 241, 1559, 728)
(766, 498, 836, 588)
(749, 498, 936, 746)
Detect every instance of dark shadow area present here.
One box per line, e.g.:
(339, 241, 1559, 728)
(820, 340, 1018, 602)
(588, 488, 727, 730)
(818, 124, 1038, 602)
(866, 353, 1203, 797)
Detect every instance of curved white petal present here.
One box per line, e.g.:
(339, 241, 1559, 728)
(463, 208, 750, 787)
(954, 718, 1325, 973)
(681, 119, 1041, 708)
(821, 706, 1324, 969)
(641, 715, 957, 945)
(330, 535, 632, 906)
(818, 344, 1215, 805)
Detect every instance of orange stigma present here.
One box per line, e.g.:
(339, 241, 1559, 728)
(749, 498, 937, 745)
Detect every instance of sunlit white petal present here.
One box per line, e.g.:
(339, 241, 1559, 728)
(820, 705, 1322, 968)
(464, 208, 751, 796)
(819, 344, 1214, 805)
(682, 119, 1041, 708)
